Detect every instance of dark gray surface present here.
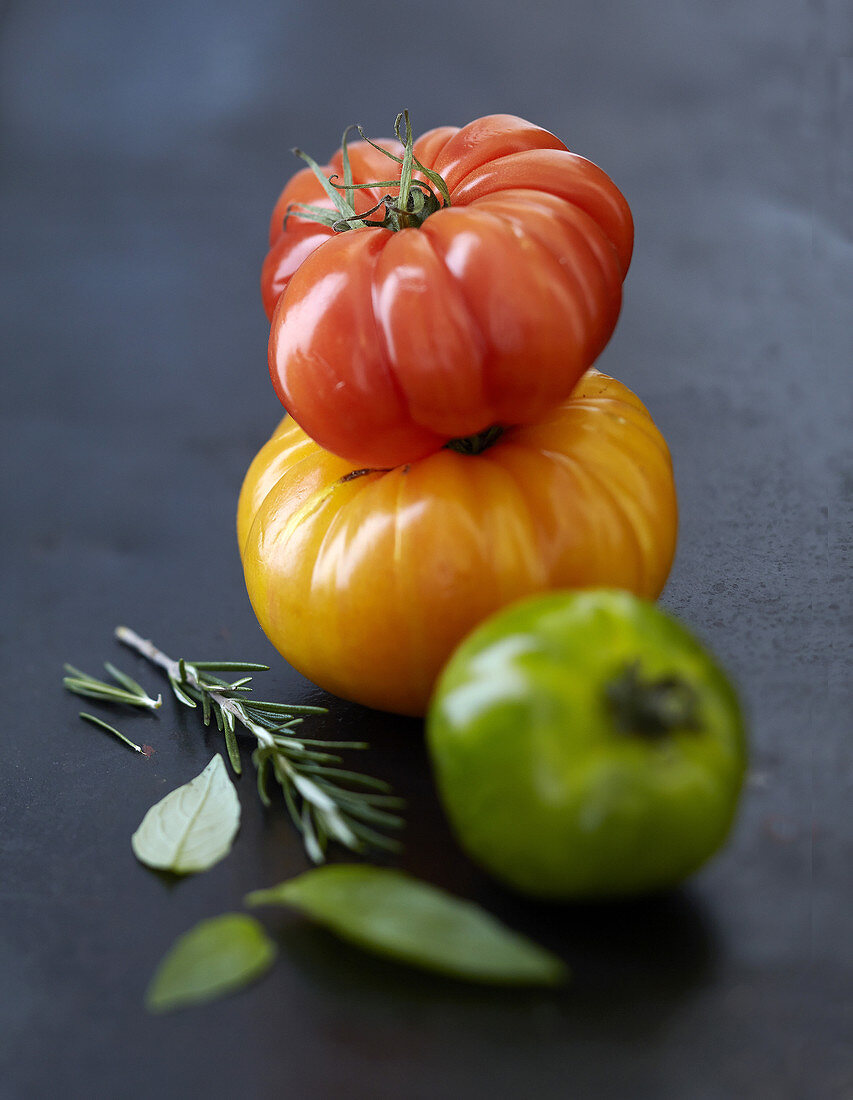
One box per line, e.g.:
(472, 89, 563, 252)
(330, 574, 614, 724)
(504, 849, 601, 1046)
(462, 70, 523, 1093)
(1, 1, 850, 1097)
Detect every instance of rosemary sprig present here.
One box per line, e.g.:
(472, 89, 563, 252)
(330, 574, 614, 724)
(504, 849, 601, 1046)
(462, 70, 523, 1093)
(64, 662, 162, 710)
(114, 627, 404, 862)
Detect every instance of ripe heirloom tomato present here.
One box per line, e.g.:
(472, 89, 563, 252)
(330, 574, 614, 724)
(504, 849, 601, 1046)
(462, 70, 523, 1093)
(263, 115, 634, 468)
(427, 590, 747, 899)
(237, 370, 677, 716)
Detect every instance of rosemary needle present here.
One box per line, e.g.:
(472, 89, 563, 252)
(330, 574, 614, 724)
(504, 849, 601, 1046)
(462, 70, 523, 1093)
(79, 712, 147, 755)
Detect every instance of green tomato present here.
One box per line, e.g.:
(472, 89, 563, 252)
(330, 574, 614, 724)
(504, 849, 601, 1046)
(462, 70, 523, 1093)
(426, 590, 747, 900)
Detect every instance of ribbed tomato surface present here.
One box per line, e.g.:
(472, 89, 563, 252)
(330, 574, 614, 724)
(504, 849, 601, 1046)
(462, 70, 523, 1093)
(238, 370, 676, 716)
(263, 116, 634, 467)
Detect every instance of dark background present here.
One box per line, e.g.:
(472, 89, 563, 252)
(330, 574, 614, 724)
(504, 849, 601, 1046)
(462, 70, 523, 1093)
(1, 0, 850, 1096)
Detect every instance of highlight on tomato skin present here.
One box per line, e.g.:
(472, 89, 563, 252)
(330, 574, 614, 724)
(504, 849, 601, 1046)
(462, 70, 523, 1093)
(237, 370, 677, 718)
(261, 114, 634, 469)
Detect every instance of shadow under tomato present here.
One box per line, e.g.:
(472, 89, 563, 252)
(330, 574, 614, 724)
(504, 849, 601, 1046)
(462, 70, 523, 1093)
(488, 884, 718, 1036)
(246, 695, 719, 1042)
(266, 882, 717, 1046)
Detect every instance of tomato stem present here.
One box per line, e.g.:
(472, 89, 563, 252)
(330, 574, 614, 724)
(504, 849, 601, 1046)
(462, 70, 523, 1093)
(445, 426, 505, 455)
(288, 111, 450, 235)
(606, 661, 702, 738)
(339, 467, 384, 483)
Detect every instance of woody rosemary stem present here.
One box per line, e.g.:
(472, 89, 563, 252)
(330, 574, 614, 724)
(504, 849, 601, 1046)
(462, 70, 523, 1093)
(116, 626, 273, 751)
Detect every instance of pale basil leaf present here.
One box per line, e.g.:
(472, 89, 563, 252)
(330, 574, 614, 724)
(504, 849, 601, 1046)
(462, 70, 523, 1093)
(246, 865, 567, 987)
(146, 913, 276, 1013)
(132, 754, 240, 874)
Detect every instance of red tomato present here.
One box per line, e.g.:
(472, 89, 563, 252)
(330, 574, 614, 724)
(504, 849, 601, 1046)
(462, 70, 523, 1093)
(263, 116, 634, 468)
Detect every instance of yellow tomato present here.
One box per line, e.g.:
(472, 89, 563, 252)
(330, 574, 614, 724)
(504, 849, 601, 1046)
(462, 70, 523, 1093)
(238, 370, 678, 716)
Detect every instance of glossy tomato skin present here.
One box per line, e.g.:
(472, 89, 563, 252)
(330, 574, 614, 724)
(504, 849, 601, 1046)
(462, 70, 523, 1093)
(237, 370, 677, 716)
(263, 116, 634, 468)
(262, 137, 403, 320)
(427, 590, 747, 900)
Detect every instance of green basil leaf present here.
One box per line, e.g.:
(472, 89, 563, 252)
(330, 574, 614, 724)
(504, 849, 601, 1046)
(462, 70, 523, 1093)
(146, 914, 276, 1012)
(132, 754, 240, 874)
(246, 865, 567, 987)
